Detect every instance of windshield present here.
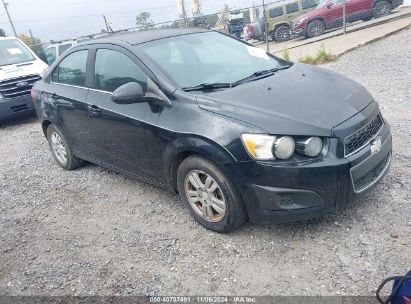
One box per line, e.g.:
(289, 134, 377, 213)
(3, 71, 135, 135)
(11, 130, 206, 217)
(138, 32, 283, 88)
(0, 39, 35, 67)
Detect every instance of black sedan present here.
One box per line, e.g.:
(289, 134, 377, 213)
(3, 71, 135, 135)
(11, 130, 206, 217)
(32, 28, 392, 233)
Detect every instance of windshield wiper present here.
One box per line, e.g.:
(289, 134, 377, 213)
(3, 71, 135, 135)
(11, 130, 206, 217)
(231, 65, 291, 87)
(182, 65, 292, 92)
(182, 82, 232, 92)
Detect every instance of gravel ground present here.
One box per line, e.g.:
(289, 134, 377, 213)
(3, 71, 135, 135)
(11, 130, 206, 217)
(0, 28, 410, 297)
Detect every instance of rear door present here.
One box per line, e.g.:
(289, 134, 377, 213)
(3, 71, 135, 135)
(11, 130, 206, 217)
(346, 0, 373, 21)
(86, 45, 160, 182)
(47, 48, 93, 157)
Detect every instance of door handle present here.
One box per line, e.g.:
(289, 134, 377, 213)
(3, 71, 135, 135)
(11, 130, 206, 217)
(88, 104, 101, 114)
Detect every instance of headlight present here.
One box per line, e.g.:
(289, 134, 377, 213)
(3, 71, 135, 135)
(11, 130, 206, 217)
(296, 137, 323, 157)
(274, 136, 295, 160)
(241, 134, 295, 160)
(241, 134, 275, 160)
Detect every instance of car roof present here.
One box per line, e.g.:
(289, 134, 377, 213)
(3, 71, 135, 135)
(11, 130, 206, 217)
(81, 28, 210, 46)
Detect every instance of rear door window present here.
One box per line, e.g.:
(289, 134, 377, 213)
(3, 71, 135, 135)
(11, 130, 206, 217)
(286, 2, 299, 14)
(52, 50, 88, 87)
(269, 7, 284, 18)
(301, 0, 317, 9)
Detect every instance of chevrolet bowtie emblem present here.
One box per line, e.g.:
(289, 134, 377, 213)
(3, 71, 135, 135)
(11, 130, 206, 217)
(370, 138, 382, 155)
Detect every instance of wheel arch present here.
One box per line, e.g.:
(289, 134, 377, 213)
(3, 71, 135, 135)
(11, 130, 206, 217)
(306, 16, 327, 29)
(41, 119, 52, 137)
(163, 136, 237, 193)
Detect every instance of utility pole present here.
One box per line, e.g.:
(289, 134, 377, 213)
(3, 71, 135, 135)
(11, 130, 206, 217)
(262, 0, 269, 52)
(342, 0, 346, 34)
(1, 0, 17, 37)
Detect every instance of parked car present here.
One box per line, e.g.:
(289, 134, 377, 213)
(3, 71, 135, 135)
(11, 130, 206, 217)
(32, 29, 392, 233)
(44, 39, 78, 65)
(248, 0, 318, 42)
(227, 13, 245, 38)
(0, 37, 48, 121)
(291, 0, 404, 38)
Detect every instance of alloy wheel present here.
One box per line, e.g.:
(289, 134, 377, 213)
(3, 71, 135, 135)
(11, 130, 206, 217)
(375, 3, 390, 18)
(51, 132, 68, 165)
(184, 170, 226, 223)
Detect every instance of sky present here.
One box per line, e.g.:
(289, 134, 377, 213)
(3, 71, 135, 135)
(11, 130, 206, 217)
(0, 0, 259, 42)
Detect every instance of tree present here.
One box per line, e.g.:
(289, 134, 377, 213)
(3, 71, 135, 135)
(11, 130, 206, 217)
(0, 28, 6, 37)
(136, 12, 154, 31)
(17, 34, 44, 54)
(100, 29, 107, 33)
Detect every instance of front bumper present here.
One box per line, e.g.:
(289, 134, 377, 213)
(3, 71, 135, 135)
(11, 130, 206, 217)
(222, 114, 392, 223)
(0, 94, 35, 121)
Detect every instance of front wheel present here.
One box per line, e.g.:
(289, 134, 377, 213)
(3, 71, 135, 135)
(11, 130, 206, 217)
(373, 1, 392, 18)
(305, 20, 325, 38)
(274, 25, 291, 42)
(177, 156, 247, 233)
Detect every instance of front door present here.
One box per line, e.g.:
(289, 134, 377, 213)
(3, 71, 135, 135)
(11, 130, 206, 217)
(86, 47, 160, 182)
(323, 0, 344, 28)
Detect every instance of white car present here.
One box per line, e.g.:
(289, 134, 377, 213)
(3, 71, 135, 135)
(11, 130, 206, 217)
(44, 40, 78, 65)
(0, 37, 48, 121)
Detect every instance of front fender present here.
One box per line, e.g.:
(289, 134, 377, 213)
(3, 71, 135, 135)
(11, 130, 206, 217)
(162, 135, 237, 191)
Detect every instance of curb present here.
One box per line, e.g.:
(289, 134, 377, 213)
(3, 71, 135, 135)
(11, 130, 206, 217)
(334, 23, 411, 59)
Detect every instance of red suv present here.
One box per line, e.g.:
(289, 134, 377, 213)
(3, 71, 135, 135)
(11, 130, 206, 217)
(291, 0, 404, 38)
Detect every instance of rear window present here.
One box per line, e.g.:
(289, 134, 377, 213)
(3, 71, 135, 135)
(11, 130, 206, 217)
(286, 2, 299, 14)
(269, 7, 284, 18)
(0, 39, 34, 67)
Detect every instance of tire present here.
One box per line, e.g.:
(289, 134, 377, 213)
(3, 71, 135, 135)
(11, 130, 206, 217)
(305, 19, 325, 38)
(177, 155, 247, 233)
(46, 124, 84, 170)
(274, 25, 291, 42)
(373, 1, 392, 19)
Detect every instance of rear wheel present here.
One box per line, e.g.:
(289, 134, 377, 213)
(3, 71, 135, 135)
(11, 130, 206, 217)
(373, 1, 392, 18)
(47, 124, 84, 170)
(274, 25, 291, 42)
(177, 155, 247, 233)
(305, 20, 325, 38)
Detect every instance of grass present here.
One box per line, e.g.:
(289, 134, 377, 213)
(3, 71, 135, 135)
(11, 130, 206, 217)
(282, 45, 290, 61)
(298, 44, 337, 65)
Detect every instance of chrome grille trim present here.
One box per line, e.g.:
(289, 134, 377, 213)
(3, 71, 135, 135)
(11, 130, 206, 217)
(344, 114, 384, 157)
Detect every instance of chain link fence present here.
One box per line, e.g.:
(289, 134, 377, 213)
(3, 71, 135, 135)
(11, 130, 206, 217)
(21, 0, 407, 59)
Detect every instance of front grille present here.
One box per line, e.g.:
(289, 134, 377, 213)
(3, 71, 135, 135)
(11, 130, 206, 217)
(10, 104, 33, 113)
(353, 153, 390, 192)
(0, 74, 41, 99)
(345, 114, 383, 156)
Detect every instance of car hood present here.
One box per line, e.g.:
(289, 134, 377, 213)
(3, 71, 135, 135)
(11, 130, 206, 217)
(196, 63, 374, 136)
(0, 59, 48, 81)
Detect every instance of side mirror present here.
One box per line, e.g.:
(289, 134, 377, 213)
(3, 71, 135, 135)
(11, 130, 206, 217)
(326, 2, 333, 8)
(111, 82, 145, 104)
